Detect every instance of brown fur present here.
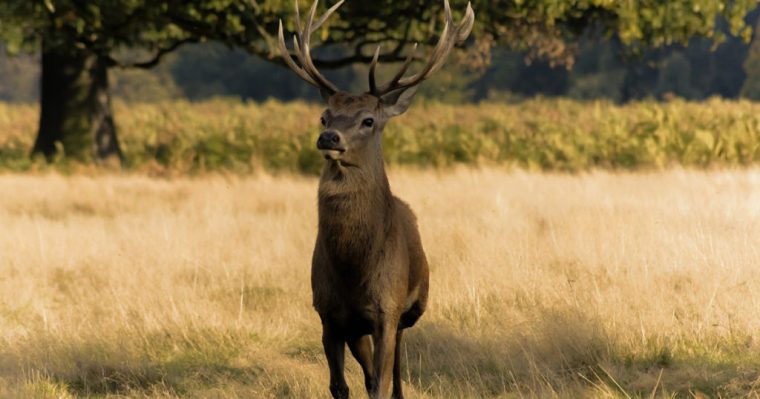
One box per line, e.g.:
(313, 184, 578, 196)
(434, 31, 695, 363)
(312, 91, 429, 399)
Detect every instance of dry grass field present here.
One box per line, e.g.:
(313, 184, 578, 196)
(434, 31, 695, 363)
(1, 168, 760, 398)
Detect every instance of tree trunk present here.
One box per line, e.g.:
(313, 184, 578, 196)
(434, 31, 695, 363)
(32, 42, 121, 165)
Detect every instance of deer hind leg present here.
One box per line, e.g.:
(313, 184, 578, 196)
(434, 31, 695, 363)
(392, 329, 405, 399)
(347, 335, 375, 394)
(322, 325, 349, 399)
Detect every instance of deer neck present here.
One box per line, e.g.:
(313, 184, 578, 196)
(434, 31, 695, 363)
(317, 143, 392, 265)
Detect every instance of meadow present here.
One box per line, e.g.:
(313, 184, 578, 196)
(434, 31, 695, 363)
(1, 168, 759, 398)
(2, 98, 760, 173)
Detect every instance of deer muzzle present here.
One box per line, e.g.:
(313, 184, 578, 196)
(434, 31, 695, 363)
(317, 130, 345, 159)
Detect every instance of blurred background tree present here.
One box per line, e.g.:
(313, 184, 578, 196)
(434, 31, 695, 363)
(0, 0, 268, 163)
(0, 0, 758, 163)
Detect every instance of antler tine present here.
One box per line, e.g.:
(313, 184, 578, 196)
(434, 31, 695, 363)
(292, 34, 308, 69)
(428, 1, 474, 74)
(303, 42, 341, 93)
(368, 46, 381, 94)
(456, 2, 475, 42)
(301, 0, 342, 92)
(276, 0, 343, 95)
(394, 16, 453, 88)
(294, 0, 303, 41)
(291, 35, 340, 93)
(312, 0, 345, 34)
(278, 20, 318, 86)
(374, 0, 474, 96)
(375, 43, 418, 94)
(303, 0, 319, 48)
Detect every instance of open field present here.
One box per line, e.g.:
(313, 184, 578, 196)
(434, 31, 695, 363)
(1, 168, 760, 398)
(3, 98, 760, 173)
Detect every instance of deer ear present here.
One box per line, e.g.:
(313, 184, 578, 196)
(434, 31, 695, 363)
(380, 86, 419, 117)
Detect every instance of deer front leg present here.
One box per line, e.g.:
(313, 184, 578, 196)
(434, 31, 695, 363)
(370, 319, 398, 399)
(322, 324, 349, 399)
(347, 335, 375, 394)
(392, 329, 404, 399)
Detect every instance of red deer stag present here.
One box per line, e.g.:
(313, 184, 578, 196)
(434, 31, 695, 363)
(276, 1, 474, 398)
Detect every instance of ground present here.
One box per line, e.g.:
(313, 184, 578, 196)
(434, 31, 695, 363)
(1, 168, 759, 398)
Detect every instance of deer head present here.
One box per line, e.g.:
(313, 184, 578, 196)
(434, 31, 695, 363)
(277, 0, 474, 168)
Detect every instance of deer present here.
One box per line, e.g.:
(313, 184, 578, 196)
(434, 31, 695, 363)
(275, 1, 474, 398)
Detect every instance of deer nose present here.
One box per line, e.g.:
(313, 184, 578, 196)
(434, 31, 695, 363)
(317, 131, 343, 150)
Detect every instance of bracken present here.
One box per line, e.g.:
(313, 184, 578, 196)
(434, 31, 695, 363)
(1, 97, 760, 173)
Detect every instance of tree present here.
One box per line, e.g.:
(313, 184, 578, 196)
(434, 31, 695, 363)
(0, 1, 252, 162)
(0, 1, 451, 163)
(0, 0, 757, 164)
(742, 14, 760, 99)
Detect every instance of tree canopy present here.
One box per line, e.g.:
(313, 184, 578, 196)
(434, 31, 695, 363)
(2, 0, 756, 69)
(471, 0, 757, 64)
(0, 0, 757, 163)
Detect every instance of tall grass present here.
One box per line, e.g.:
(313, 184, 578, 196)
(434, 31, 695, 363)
(2, 98, 760, 173)
(1, 169, 759, 397)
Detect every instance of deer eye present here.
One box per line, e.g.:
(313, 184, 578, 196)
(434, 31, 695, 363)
(362, 118, 374, 128)
(320, 117, 326, 126)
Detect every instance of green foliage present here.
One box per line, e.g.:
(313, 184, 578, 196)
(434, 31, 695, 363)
(2, 98, 760, 174)
(1, 0, 756, 67)
(742, 17, 760, 99)
(470, 0, 757, 66)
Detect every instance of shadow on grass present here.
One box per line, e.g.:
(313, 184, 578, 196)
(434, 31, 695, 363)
(59, 349, 263, 396)
(399, 309, 610, 397)
(398, 310, 760, 397)
(1, 329, 269, 397)
(6, 314, 760, 398)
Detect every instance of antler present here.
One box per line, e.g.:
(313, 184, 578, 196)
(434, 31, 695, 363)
(369, 0, 475, 97)
(278, 0, 345, 95)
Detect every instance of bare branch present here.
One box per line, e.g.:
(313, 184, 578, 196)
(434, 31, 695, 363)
(107, 38, 196, 69)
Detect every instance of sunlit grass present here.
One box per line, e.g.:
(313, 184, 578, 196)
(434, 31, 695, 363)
(1, 168, 759, 397)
